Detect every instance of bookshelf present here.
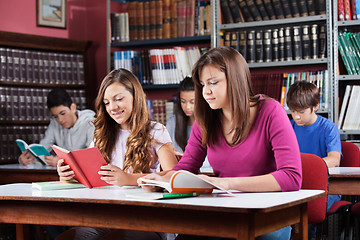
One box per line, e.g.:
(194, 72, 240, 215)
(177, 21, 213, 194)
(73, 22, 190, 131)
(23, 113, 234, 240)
(107, 0, 212, 125)
(214, 0, 334, 119)
(333, 0, 360, 139)
(0, 31, 91, 164)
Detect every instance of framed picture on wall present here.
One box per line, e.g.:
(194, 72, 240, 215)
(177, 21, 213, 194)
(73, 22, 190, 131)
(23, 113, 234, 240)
(37, 0, 66, 29)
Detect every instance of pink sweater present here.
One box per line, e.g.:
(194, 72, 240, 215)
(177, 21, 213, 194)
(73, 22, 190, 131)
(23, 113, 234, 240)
(173, 99, 302, 192)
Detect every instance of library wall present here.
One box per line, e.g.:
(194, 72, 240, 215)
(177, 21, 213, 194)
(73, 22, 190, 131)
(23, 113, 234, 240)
(0, 0, 108, 102)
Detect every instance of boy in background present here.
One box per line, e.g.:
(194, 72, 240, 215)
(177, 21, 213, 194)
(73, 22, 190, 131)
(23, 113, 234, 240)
(287, 80, 342, 238)
(287, 81, 341, 207)
(19, 88, 95, 167)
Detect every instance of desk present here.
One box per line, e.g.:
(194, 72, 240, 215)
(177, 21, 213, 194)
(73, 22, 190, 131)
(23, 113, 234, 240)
(328, 167, 360, 195)
(0, 164, 58, 185)
(0, 184, 323, 240)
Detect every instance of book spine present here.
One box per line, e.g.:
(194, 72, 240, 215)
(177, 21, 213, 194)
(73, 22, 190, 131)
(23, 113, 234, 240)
(247, 30, 256, 63)
(278, 27, 285, 61)
(302, 25, 311, 59)
(338, 0, 345, 20)
(137, 0, 145, 41)
(170, 0, 178, 38)
(19, 50, 26, 83)
(318, 24, 326, 59)
(356, 0, 360, 19)
(310, 24, 319, 59)
(220, 0, 234, 24)
(351, 0, 357, 20)
(255, 30, 264, 62)
(162, 0, 171, 39)
(127, 0, 138, 41)
(156, 0, 163, 39)
(263, 29, 272, 62)
(284, 27, 293, 61)
(297, 0, 309, 17)
(293, 26, 302, 60)
(280, 0, 292, 18)
(185, 0, 195, 36)
(247, 0, 263, 21)
(272, 28, 279, 61)
(289, 0, 300, 17)
(307, 0, 316, 15)
(239, 30, 248, 58)
(263, 0, 276, 19)
(255, 0, 270, 20)
(272, 0, 285, 19)
(316, 0, 326, 15)
(237, 0, 254, 21)
(231, 31, 240, 51)
(177, 0, 187, 37)
(344, 0, 352, 20)
(228, 0, 243, 23)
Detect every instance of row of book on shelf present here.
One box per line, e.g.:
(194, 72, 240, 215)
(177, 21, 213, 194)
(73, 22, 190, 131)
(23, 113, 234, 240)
(251, 70, 328, 109)
(338, 0, 360, 20)
(0, 87, 87, 122)
(220, 0, 326, 24)
(110, 0, 211, 43)
(112, 46, 208, 85)
(223, 24, 326, 63)
(338, 32, 360, 75)
(338, 85, 360, 130)
(0, 125, 46, 162)
(0, 47, 85, 85)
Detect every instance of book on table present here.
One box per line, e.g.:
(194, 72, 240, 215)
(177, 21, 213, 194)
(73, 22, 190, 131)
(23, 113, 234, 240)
(32, 180, 86, 191)
(125, 191, 201, 200)
(16, 139, 51, 165)
(138, 170, 233, 195)
(51, 145, 111, 189)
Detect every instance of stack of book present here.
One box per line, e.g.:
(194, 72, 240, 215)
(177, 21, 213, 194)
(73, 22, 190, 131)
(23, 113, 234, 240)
(219, 0, 325, 24)
(223, 24, 326, 63)
(112, 46, 206, 85)
(0, 47, 85, 86)
(338, 32, 360, 75)
(338, 0, 360, 20)
(110, 0, 211, 43)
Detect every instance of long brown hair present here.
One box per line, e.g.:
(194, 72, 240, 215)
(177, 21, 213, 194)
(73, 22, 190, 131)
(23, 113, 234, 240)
(192, 46, 260, 146)
(175, 76, 194, 151)
(93, 69, 155, 173)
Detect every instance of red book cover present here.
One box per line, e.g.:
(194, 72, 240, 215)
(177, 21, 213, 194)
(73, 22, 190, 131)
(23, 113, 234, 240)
(344, 0, 352, 20)
(52, 145, 111, 189)
(350, 0, 357, 20)
(185, 0, 195, 37)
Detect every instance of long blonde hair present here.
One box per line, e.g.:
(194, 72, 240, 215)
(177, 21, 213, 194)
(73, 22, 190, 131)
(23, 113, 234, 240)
(93, 69, 155, 173)
(192, 46, 260, 146)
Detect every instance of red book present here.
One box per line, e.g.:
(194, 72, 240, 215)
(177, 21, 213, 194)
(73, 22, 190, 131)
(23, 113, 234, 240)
(338, 0, 345, 20)
(344, 0, 352, 20)
(52, 145, 111, 189)
(177, 0, 187, 38)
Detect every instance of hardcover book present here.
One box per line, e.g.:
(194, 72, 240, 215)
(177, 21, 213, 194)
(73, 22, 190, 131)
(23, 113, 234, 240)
(32, 181, 86, 191)
(220, 0, 234, 24)
(51, 145, 111, 189)
(237, 0, 254, 21)
(138, 170, 232, 194)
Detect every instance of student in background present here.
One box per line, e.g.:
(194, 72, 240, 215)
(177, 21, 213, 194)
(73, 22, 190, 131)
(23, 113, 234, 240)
(18, 88, 95, 167)
(286, 81, 341, 209)
(140, 46, 302, 240)
(57, 68, 178, 240)
(166, 76, 195, 154)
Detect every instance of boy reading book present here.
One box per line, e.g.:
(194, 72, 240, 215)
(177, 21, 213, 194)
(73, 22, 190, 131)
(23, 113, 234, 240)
(18, 89, 95, 167)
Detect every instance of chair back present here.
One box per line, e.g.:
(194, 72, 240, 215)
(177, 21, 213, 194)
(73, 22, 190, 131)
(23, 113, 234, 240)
(340, 141, 360, 167)
(301, 153, 329, 224)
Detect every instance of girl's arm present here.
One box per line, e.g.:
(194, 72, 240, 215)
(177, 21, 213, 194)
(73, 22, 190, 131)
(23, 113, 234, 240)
(157, 142, 178, 170)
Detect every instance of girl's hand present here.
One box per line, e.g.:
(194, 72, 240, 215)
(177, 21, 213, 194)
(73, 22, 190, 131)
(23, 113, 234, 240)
(57, 159, 75, 181)
(44, 155, 60, 167)
(99, 164, 130, 186)
(137, 173, 167, 192)
(197, 174, 231, 190)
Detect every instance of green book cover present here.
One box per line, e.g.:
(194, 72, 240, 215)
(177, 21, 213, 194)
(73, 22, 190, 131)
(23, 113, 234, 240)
(32, 181, 86, 191)
(338, 33, 354, 75)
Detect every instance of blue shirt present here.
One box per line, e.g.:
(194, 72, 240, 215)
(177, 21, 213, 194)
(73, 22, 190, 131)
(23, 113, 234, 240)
(291, 115, 342, 158)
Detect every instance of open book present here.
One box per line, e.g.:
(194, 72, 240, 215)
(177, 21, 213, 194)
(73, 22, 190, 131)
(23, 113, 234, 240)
(51, 145, 111, 189)
(138, 170, 233, 195)
(16, 139, 51, 165)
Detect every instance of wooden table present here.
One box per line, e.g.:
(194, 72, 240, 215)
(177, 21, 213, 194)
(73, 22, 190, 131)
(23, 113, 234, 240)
(0, 184, 323, 240)
(0, 164, 58, 185)
(328, 167, 360, 195)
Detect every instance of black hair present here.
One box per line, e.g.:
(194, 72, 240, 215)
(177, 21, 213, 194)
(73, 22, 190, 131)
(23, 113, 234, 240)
(47, 89, 73, 109)
(175, 76, 195, 151)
